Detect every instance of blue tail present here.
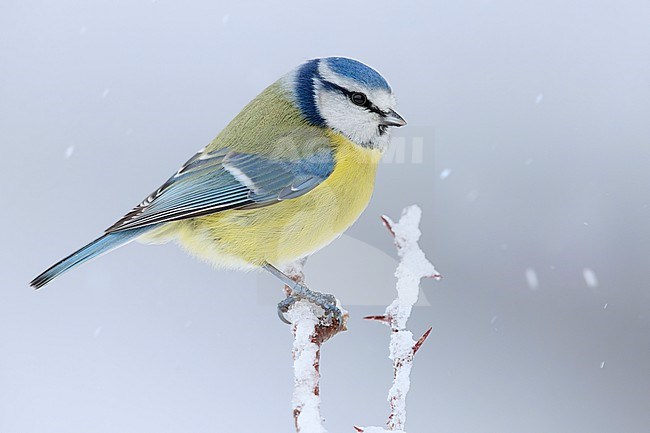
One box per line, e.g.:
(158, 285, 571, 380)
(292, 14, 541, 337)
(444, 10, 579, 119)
(30, 227, 151, 289)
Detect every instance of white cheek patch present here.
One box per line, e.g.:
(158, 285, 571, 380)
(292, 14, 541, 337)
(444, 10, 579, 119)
(316, 89, 374, 144)
(315, 62, 396, 149)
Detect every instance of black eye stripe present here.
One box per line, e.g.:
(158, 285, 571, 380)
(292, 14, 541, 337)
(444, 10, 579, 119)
(320, 80, 349, 96)
(367, 104, 384, 115)
(321, 80, 384, 114)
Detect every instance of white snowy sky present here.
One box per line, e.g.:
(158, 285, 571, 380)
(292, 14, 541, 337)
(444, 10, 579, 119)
(1, 0, 649, 432)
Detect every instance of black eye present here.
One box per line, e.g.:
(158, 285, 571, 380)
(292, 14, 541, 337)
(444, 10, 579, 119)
(350, 92, 367, 106)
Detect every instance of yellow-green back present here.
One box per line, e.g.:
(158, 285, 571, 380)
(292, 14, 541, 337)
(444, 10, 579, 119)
(146, 81, 383, 268)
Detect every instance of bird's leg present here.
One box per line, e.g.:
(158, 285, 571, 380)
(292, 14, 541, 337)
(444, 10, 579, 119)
(263, 262, 341, 326)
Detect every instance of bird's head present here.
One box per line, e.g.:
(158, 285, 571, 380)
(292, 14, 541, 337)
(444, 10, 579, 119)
(283, 57, 406, 150)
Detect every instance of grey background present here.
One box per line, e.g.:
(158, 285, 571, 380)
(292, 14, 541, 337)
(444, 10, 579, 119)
(1, 0, 649, 432)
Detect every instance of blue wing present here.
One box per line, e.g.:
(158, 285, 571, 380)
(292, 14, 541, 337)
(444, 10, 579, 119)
(105, 147, 335, 233)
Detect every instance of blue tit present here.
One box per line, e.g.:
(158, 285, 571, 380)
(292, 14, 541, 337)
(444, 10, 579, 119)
(30, 57, 406, 319)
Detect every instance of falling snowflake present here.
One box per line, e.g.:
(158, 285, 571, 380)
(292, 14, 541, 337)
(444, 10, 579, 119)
(582, 268, 598, 288)
(525, 268, 539, 290)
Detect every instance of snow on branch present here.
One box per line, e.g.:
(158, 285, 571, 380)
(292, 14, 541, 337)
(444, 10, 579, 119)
(282, 205, 437, 433)
(357, 205, 440, 432)
(283, 262, 348, 433)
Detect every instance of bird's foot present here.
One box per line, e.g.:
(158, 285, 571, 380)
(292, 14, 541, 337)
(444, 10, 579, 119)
(277, 283, 343, 329)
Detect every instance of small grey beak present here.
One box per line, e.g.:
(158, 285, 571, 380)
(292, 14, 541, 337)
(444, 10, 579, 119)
(380, 109, 407, 127)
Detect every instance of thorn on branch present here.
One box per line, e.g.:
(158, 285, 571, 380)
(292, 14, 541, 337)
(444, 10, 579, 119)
(412, 327, 433, 355)
(353, 426, 364, 432)
(363, 315, 390, 324)
(380, 215, 395, 238)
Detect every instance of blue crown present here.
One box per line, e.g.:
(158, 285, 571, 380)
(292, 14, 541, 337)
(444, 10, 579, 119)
(324, 57, 391, 91)
(293, 57, 390, 127)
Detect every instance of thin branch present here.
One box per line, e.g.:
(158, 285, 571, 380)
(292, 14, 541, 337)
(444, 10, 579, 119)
(283, 262, 348, 432)
(359, 205, 439, 432)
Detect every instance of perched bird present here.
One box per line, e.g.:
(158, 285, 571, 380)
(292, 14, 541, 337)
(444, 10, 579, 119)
(30, 57, 406, 321)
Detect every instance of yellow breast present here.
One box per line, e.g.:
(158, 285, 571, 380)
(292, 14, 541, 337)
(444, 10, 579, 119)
(150, 132, 382, 269)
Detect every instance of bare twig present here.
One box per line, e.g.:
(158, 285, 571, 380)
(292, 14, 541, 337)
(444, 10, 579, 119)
(283, 262, 348, 432)
(358, 205, 439, 432)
